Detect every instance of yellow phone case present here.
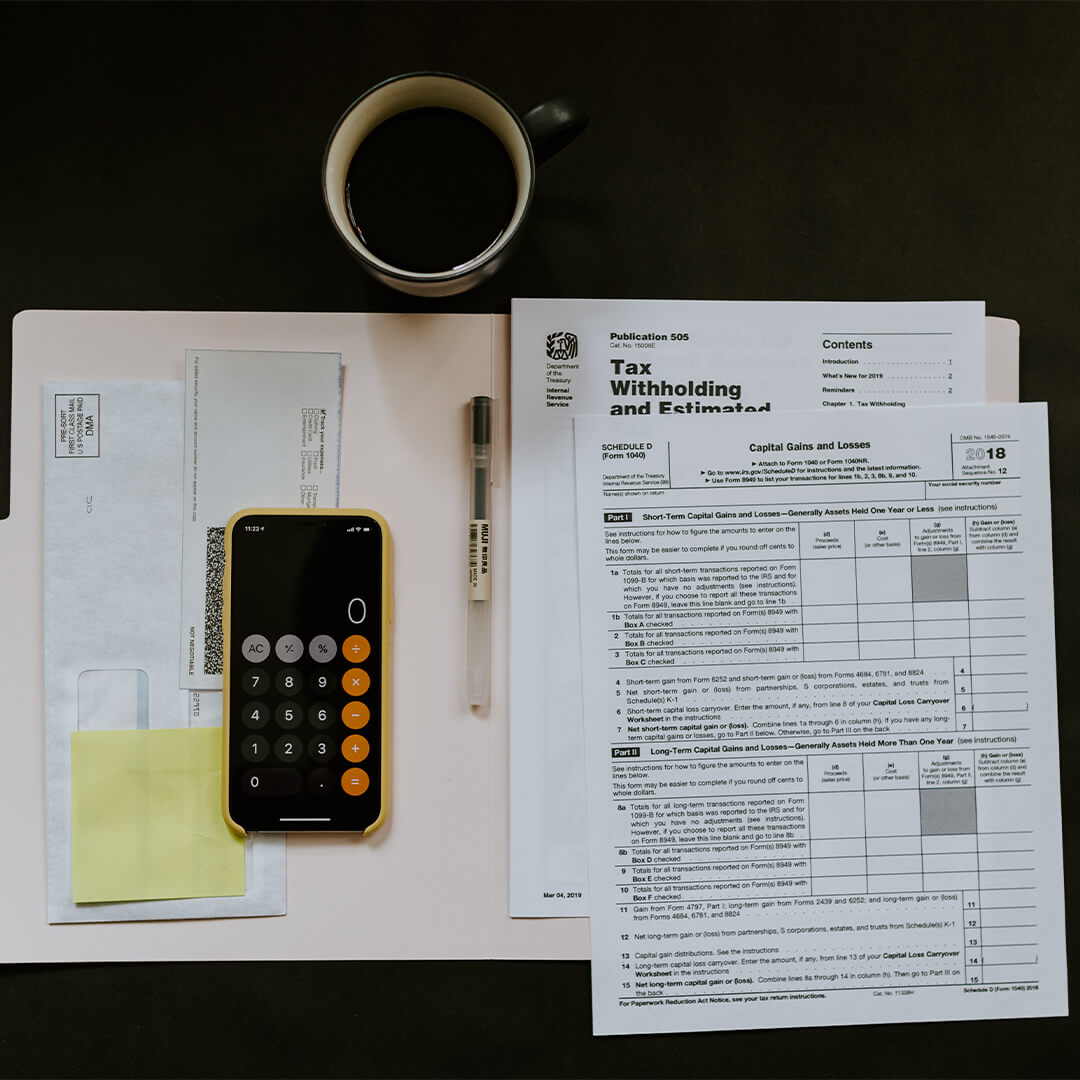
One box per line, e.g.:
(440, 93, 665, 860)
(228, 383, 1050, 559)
(221, 508, 391, 836)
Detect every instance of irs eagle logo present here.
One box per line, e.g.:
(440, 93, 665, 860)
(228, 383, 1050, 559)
(545, 331, 579, 360)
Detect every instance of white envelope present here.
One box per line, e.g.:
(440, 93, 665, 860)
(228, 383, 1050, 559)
(43, 380, 285, 923)
(180, 349, 342, 690)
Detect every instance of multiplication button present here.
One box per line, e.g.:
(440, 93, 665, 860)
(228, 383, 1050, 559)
(342, 668, 370, 696)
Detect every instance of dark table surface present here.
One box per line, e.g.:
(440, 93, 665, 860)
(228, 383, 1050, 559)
(1, 2, 1075, 1076)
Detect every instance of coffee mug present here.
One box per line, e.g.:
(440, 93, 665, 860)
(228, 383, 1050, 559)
(322, 72, 587, 297)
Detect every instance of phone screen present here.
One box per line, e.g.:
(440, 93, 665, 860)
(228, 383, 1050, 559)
(224, 512, 387, 833)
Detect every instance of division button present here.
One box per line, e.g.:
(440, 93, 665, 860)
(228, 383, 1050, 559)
(241, 634, 271, 662)
(342, 702, 370, 730)
(308, 635, 337, 662)
(341, 734, 370, 763)
(242, 767, 303, 797)
(343, 634, 371, 663)
(342, 668, 371, 696)
(275, 634, 304, 662)
(341, 767, 370, 796)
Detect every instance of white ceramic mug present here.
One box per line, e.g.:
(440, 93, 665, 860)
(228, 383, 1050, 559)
(322, 72, 587, 297)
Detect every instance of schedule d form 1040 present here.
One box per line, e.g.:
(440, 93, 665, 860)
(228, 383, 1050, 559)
(573, 402, 1066, 1035)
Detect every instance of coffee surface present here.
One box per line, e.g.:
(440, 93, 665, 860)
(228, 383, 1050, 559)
(345, 107, 518, 273)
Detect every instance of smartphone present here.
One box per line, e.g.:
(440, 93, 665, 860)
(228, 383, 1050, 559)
(222, 508, 390, 835)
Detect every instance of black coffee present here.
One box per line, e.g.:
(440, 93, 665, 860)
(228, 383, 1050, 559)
(345, 107, 518, 273)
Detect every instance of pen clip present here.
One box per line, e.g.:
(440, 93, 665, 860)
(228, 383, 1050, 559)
(470, 395, 499, 488)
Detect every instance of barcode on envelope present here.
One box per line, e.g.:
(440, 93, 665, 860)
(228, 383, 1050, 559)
(203, 526, 226, 675)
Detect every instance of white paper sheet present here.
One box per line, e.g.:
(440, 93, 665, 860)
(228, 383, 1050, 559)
(44, 381, 285, 923)
(180, 349, 342, 690)
(509, 299, 988, 915)
(574, 402, 1065, 1033)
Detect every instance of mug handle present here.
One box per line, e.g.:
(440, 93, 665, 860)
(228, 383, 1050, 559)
(519, 94, 589, 165)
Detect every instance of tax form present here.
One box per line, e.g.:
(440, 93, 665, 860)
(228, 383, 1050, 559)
(573, 402, 1065, 1033)
(509, 299, 988, 915)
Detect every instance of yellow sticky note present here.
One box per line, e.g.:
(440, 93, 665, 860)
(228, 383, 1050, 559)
(71, 727, 245, 903)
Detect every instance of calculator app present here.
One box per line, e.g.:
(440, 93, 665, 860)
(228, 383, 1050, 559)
(224, 512, 387, 833)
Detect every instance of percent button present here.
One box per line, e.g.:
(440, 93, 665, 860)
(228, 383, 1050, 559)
(308, 635, 337, 662)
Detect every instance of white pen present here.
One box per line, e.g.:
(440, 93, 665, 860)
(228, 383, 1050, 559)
(466, 396, 493, 706)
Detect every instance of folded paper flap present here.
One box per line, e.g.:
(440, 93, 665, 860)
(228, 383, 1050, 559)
(985, 316, 1020, 403)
